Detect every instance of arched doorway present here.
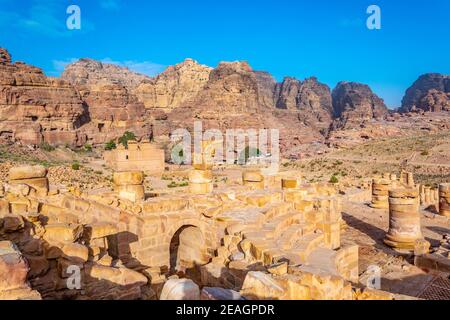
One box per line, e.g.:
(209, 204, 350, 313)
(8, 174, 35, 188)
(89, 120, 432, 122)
(169, 225, 210, 280)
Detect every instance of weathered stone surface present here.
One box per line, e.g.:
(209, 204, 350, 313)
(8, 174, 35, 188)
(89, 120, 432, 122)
(0, 241, 29, 291)
(401, 73, 450, 112)
(160, 278, 200, 300)
(331, 82, 388, 130)
(200, 287, 244, 300)
(9, 165, 47, 180)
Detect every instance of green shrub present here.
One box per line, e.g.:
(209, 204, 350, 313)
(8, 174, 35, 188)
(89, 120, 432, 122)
(71, 162, 80, 170)
(420, 150, 429, 156)
(105, 140, 117, 151)
(329, 175, 339, 184)
(84, 144, 93, 152)
(118, 131, 136, 148)
(167, 181, 178, 188)
(40, 142, 55, 152)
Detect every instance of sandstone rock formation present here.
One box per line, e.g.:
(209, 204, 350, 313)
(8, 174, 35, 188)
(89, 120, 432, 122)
(133, 58, 212, 111)
(275, 76, 333, 133)
(0, 48, 87, 146)
(61, 59, 152, 144)
(401, 73, 450, 112)
(331, 81, 388, 130)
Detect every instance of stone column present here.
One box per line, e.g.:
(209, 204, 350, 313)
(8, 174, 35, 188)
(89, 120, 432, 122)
(189, 169, 213, 194)
(419, 185, 425, 205)
(439, 183, 450, 217)
(370, 178, 390, 209)
(384, 188, 422, 249)
(424, 186, 431, 205)
(406, 172, 415, 187)
(113, 171, 145, 202)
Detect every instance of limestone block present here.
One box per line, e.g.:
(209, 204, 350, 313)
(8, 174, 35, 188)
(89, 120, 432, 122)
(242, 180, 265, 190)
(4, 184, 30, 197)
(43, 223, 83, 244)
(9, 165, 47, 180)
(189, 182, 213, 194)
(85, 223, 118, 240)
(86, 264, 147, 286)
(143, 197, 189, 213)
(117, 184, 145, 202)
(354, 288, 393, 300)
(9, 177, 49, 196)
(439, 183, 450, 217)
(113, 171, 144, 186)
(240, 271, 285, 300)
(281, 178, 302, 189)
(160, 278, 200, 300)
(200, 287, 244, 300)
(267, 261, 288, 276)
(188, 169, 212, 183)
(61, 243, 89, 263)
(242, 171, 264, 182)
(275, 274, 311, 300)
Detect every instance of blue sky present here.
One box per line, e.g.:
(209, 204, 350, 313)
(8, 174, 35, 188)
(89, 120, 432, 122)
(0, 0, 449, 108)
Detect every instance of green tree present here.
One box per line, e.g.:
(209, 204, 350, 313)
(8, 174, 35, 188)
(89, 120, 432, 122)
(118, 131, 136, 148)
(105, 140, 117, 151)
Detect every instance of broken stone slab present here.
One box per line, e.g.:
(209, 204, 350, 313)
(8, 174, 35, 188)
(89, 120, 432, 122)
(240, 271, 285, 300)
(9, 165, 47, 180)
(0, 241, 29, 292)
(42, 223, 84, 244)
(160, 278, 200, 300)
(200, 287, 244, 300)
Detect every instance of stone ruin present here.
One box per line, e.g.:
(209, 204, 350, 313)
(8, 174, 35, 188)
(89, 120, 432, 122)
(368, 171, 450, 278)
(104, 140, 165, 175)
(1, 159, 449, 300)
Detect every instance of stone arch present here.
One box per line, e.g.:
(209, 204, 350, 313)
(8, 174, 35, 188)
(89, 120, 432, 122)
(169, 225, 210, 277)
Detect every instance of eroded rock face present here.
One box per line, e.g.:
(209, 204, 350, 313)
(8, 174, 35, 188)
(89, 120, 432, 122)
(401, 73, 450, 112)
(62, 59, 152, 144)
(134, 58, 212, 111)
(275, 77, 333, 134)
(62, 58, 150, 89)
(331, 82, 388, 129)
(0, 49, 87, 146)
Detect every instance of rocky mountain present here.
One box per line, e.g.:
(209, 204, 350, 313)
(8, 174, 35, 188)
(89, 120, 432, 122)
(2, 46, 449, 156)
(0, 48, 87, 146)
(61, 59, 152, 145)
(275, 77, 333, 134)
(62, 58, 151, 88)
(331, 82, 388, 130)
(401, 73, 450, 112)
(133, 58, 212, 112)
